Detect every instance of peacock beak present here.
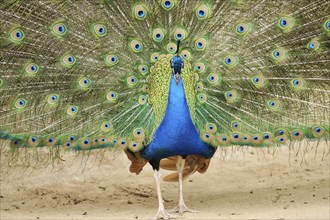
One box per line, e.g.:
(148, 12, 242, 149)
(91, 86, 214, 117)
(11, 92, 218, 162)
(174, 73, 181, 85)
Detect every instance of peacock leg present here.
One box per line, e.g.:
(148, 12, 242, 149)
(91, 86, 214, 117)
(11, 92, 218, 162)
(171, 156, 199, 214)
(153, 170, 177, 220)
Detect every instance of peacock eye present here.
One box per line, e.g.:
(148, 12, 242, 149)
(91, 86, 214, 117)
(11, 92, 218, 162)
(197, 93, 207, 103)
(290, 78, 305, 90)
(237, 25, 244, 33)
(66, 142, 71, 147)
(70, 136, 75, 141)
(273, 50, 280, 58)
(134, 5, 147, 20)
(130, 39, 143, 52)
(107, 91, 118, 102)
(253, 136, 258, 140)
(263, 134, 270, 139)
(152, 28, 165, 42)
(207, 73, 220, 85)
(280, 18, 287, 27)
(315, 127, 321, 133)
(307, 40, 320, 50)
(225, 90, 238, 102)
(98, 27, 105, 34)
(133, 128, 145, 139)
(79, 77, 91, 88)
(223, 55, 238, 68)
(105, 54, 119, 66)
(15, 98, 27, 108)
(58, 25, 65, 33)
(127, 76, 138, 87)
(194, 62, 205, 73)
(163, 0, 173, 9)
(198, 10, 205, 17)
(62, 54, 76, 67)
(195, 38, 207, 51)
(25, 63, 40, 76)
(16, 31, 23, 38)
(31, 137, 37, 142)
(31, 64, 37, 71)
(101, 122, 112, 132)
(267, 99, 280, 110)
(10, 28, 25, 42)
(138, 10, 144, 17)
(138, 95, 147, 105)
(47, 94, 59, 104)
(309, 42, 315, 49)
(51, 22, 67, 37)
(92, 23, 107, 38)
(196, 5, 210, 20)
(84, 140, 90, 144)
(277, 16, 294, 32)
(67, 105, 78, 115)
(327, 21, 330, 29)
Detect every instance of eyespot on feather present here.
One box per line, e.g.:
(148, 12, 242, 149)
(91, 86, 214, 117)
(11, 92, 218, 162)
(51, 21, 67, 37)
(196, 5, 210, 20)
(105, 54, 119, 66)
(107, 91, 118, 102)
(9, 28, 25, 43)
(15, 98, 27, 109)
(133, 4, 147, 20)
(47, 94, 59, 105)
(25, 62, 40, 76)
(67, 105, 78, 116)
(130, 39, 143, 53)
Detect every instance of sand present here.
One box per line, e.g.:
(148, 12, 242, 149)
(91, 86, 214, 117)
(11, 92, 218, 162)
(0, 142, 329, 220)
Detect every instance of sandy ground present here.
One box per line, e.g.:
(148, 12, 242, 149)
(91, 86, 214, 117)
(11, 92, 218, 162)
(0, 142, 329, 220)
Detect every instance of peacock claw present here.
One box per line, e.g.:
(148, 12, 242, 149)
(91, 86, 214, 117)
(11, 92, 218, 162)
(152, 206, 177, 220)
(170, 201, 199, 214)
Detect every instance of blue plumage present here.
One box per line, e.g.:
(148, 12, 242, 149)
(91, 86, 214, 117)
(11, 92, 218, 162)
(141, 75, 215, 160)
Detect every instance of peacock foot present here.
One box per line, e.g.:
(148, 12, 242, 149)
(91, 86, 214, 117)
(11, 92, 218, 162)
(170, 200, 199, 214)
(152, 205, 177, 220)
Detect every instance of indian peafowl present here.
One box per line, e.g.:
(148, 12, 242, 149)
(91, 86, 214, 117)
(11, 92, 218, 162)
(0, 0, 329, 219)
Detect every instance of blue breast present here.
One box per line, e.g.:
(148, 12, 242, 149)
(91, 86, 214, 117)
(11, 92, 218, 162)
(141, 75, 215, 160)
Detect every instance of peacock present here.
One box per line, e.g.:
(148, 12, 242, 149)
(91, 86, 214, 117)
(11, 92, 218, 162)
(0, 0, 329, 219)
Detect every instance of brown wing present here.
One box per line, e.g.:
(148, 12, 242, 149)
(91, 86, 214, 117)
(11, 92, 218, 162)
(124, 150, 148, 175)
(161, 155, 213, 182)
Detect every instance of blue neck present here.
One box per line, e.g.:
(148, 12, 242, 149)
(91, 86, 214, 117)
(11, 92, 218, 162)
(141, 75, 215, 160)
